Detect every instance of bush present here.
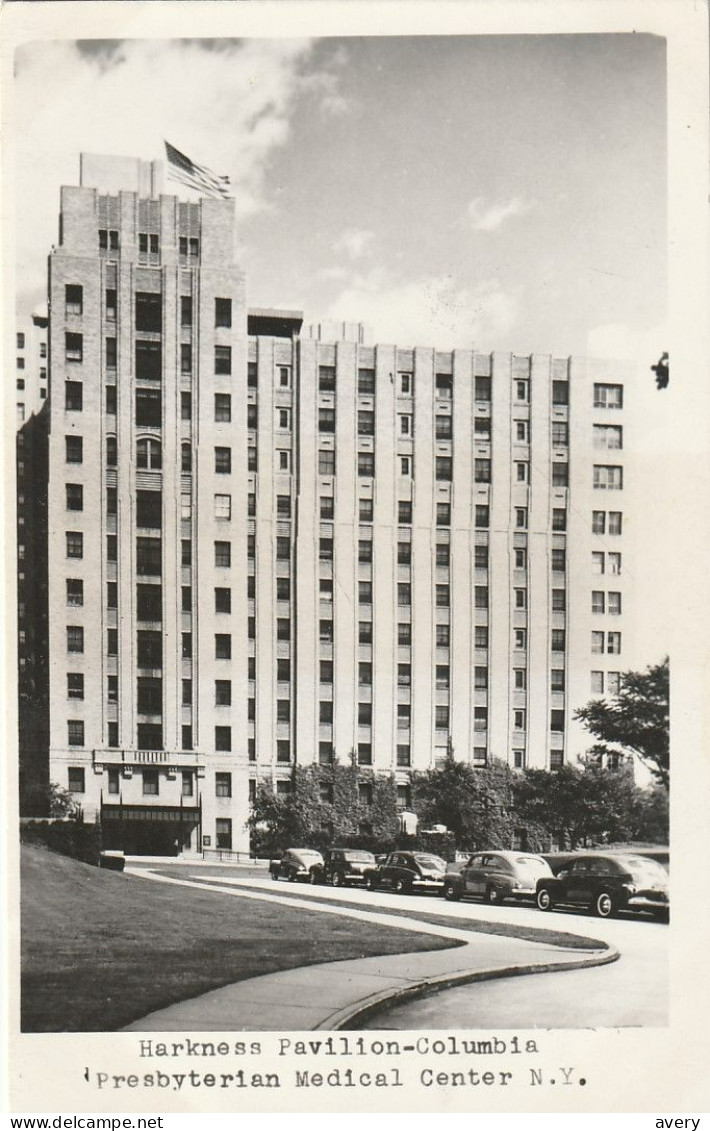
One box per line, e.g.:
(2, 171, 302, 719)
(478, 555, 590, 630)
(20, 819, 102, 866)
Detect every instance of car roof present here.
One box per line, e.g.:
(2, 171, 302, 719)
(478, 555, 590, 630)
(472, 850, 545, 861)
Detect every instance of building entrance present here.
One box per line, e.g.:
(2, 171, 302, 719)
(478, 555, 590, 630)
(101, 804, 201, 855)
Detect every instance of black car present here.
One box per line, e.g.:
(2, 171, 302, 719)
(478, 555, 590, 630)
(363, 851, 447, 894)
(535, 852, 669, 919)
(311, 848, 377, 887)
(269, 848, 324, 882)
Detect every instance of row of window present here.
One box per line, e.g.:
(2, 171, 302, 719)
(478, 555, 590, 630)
(97, 232, 201, 261)
(64, 333, 233, 378)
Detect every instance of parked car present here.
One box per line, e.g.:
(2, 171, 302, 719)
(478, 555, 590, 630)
(310, 848, 377, 887)
(269, 848, 324, 882)
(442, 850, 553, 904)
(535, 852, 670, 919)
(364, 851, 447, 894)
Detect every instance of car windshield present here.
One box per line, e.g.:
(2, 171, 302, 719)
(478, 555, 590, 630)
(344, 851, 375, 862)
(414, 855, 446, 871)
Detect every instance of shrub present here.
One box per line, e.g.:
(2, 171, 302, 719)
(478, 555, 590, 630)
(20, 819, 102, 866)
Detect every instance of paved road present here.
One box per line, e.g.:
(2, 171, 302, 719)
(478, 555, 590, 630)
(223, 874, 667, 1029)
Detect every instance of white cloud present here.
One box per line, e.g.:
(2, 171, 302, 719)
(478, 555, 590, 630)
(333, 228, 375, 261)
(323, 269, 517, 350)
(466, 195, 532, 232)
(12, 38, 335, 306)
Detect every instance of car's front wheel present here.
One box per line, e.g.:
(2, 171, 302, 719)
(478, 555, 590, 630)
(393, 878, 410, 894)
(593, 891, 615, 918)
(485, 885, 505, 905)
(367, 875, 379, 891)
(536, 887, 554, 911)
(443, 882, 460, 902)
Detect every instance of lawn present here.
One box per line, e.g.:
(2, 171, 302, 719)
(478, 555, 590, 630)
(20, 846, 454, 1032)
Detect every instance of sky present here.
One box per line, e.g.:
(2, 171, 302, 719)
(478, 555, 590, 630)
(14, 34, 667, 359)
(12, 32, 671, 661)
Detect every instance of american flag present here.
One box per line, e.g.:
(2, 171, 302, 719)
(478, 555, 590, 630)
(164, 141, 231, 199)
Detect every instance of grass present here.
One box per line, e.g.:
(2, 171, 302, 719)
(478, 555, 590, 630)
(181, 869, 609, 952)
(20, 846, 454, 1033)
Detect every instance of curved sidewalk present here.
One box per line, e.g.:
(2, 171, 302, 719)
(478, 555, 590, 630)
(123, 870, 618, 1032)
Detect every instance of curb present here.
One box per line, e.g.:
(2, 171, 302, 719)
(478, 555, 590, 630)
(315, 945, 620, 1031)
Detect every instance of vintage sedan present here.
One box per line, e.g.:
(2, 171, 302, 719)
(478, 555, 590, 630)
(535, 852, 670, 919)
(310, 848, 377, 887)
(364, 851, 447, 894)
(442, 850, 553, 905)
(269, 847, 324, 883)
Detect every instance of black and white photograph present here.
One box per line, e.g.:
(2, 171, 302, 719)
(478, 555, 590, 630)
(3, 0, 709, 1118)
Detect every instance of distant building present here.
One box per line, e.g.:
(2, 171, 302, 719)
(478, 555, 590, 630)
(20, 154, 633, 853)
(15, 312, 48, 425)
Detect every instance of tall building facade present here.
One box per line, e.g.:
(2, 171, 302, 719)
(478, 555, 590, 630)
(16, 312, 48, 425)
(35, 155, 633, 854)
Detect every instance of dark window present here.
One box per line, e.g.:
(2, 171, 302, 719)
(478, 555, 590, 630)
(474, 459, 491, 483)
(65, 333, 83, 363)
(358, 368, 375, 394)
(215, 393, 231, 422)
(215, 541, 230, 567)
(318, 365, 336, 391)
(216, 770, 232, 796)
(107, 628, 118, 656)
(106, 435, 117, 467)
(135, 339, 161, 381)
(135, 388, 162, 427)
(136, 437, 161, 469)
(435, 415, 452, 439)
(215, 728, 232, 753)
(180, 295, 192, 326)
(135, 292, 162, 332)
(215, 679, 231, 706)
(182, 632, 192, 659)
(552, 508, 567, 532)
(65, 381, 83, 411)
(106, 385, 117, 415)
(215, 346, 232, 375)
(552, 463, 569, 487)
(216, 819, 232, 849)
(215, 587, 231, 613)
(181, 391, 192, 421)
(182, 726, 193, 751)
(66, 532, 83, 559)
(67, 626, 84, 653)
(276, 494, 291, 518)
(68, 765, 85, 789)
(215, 634, 232, 659)
(358, 410, 375, 436)
(136, 584, 162, 622)
(319, 407, 336, 433)
(106, 534, 117, 562)
(552, 380, 569, 406)
(181, 343, 192, 375)
(65, 484, 83, 511)
(358, 539, 373, 563)
(66, 578, 83, 606)
(398, 622, 412, 646)
(136, 537, 161, 576)
(247, 362, 257, 388)
(357, 452, 374, 478)
(181, 443, 192, 473)
(137, 676, 162, 715)
(215, 447, 231, 474)
(215, 298, 232, 328)
(107, 582, 118, 609)
(358, 621, 373, 644)
(436, 623, 450, 647)
(65, 284, 83, 316)
(436, 456, 452, 481)
(181, 586, 192, 613)
(398, 501, 412, 524)
(106, 288, 117, 320)
(475, 376, 491, 401)
(105, 337, 117, 369)
(137, 630, 162, 668)
(435, 502, 450, 527)
(65, 435, 83, 464)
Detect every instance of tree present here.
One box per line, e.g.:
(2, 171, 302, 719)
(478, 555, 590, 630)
(574, 657, 669, 789)
(412, 754, 515, 851)
(513, 761, 642, 850)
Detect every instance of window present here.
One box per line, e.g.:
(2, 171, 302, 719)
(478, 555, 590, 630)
(182, 633, 193, 659)
(475, 586, 488, 609)
(107, 581, 118, 610)
(67, 673, 84, 700)
(513, 628, 526, 650)
(65, 284, 83, 316)
(319, 619, 333, 643)
(397, 704, 411, 730)
(65, 333, 83, 363)
(551, 422, 568, 447)
(358, 368, 375, 394)
(135, 490, 162, 530)
(358, 702, 372, 727)
(514, 548, 526, 570)
(397, 663, 411, 687)
(182, 540, 192, 567)
(399, 501, 413, 525)
(552, 463, 568, 487)
(215, 447, 231, 475)
(436, 543, 449, 567)
(212, 392, 232, 424)
(247, 362, 258, 388)
(215, 298, 232, 328)
(594, 383, 623, 409)
(608, 672, 621, 695)
(516, 380, 529, 402)
(357, 452, 374, 478)
(68, 721, 85, 748)
(552, 508, 566, 532)
(592, 510, 606, 534)
(65, 435, 83, 464)
(473, 417, 491, 440)
(398, 623, 412, 646)
(397, 583, 411, 607)
(105, 336, 118, 370)
(514, 588, 526, 609)
(399, 456, 412, 477)
(591, 671, 604, 695)
(17, 332, 25, 349)
(437, 624, 450, 647)
(358, 539, 373, 563)
(136, 585, 161, 621)
(318, 365, 336, 391)
(474, 505, 489, 529)
(215, 679, 232, 706)
(319, 660, 333, 685)
(551, 629, 566, 652)
(400, 414, 413, 437)
(359, 580, 373, 605)
(277, 408, 291, 431)
(546, 669, 564, 694)
(515, 462, 528, 483)
(65, 484, 83, 512)
(318, 407, 336, 434)
(215, 732, 233, 760)
(591, 631, 605, 655)
(215, 633, 232, 660)
(475, 459, 491, 483)
(474, 665, 488, 690)
(358, 410, 375, 436)
(106, 534, 117, 563)
(359, 621, 373, 644)
(135, 340, 161, 381)
(512, 709, 525, 732)
(552, 380, 569, 406)
(435, 372, 453, 399)
(216, 819, 232, 850)
(137, 676, 162, 715)
(434, 414, 453, 440)
(66, 578, 83, 607)
(592, 590, 605, 614)
(277, 536, 292, 561)
(592, 551, 605, 575)
(142, 769, 160, 795)
(315, 449, 335, 477)
(276, 577, 291, 602)
(180, 343, 192, 375)
(475, 376, 491, 401)
(181, 586, 192, 613)
(213, 494, 231, 521)
(594, 424, 623, 450)
(68, 766, 85, 791)
(608, 552, 622, 575)
(67, 626, 84, 653)
(136, 437, 161, 470)
(551, 588, 566, 613)
(551, 548, 566, 572)
(359, 498, 373, 522)
(594, 465, 623, 490)
(474, 707, 488, 732)
(278, 366, 291, 388)
(399, 371, 412, 395)
(180, 391, 192, 421)
(436, 584, 450, 608)
(135, 388, 162, 427)
(436, 456, 452, 481)
(607, 632, 621, 655)
(215, 346, 232, 375)
(180, 295, 192, 326)
(66, 532, 83, 560)
(435, 705, 450, 731)
(515, 508, 528, 529)
(319, 701, 334, 725)
(435, 664, 450, 690)
(608, 591, 622, 615)
(550, 709, 565, 732)
(107, 628, 119, 657)
(136, 537, 161, 576)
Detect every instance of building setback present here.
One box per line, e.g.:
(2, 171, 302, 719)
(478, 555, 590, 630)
(31, 154, 632, 854)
